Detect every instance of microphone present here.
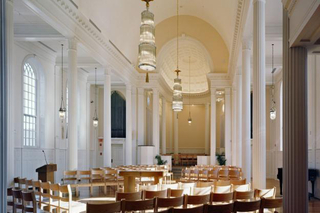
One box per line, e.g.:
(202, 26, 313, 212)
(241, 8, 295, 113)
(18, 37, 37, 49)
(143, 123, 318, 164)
(42, 150, 48, 165)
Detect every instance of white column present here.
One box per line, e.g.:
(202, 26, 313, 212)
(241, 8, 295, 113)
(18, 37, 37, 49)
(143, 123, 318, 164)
(132, 87, 137, 165)
(173, 111, 179, 155)
(205, 103, 210, 155)
(252, 0, 266, 189)
(236, 72, 242, 168)
(231, 88, 237, 166)
(67, 38, 78, 170)
(224, 88, 232, 165)
(161, 97, 167, 154)
(103, 69, 112, 167)
(210, 87, 216, 165)
(153, 88, 160, 156)
(86, 83, 91, 169)
(168, 110, 173, 154)
(242, 39, 251, 182)
(6, 0, 15, 185)
(126, 85, 132, 165)
(137, 88, 145, 164)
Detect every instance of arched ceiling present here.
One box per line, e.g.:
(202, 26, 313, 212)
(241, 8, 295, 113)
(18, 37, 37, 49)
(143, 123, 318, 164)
(74, 0, 237, 67)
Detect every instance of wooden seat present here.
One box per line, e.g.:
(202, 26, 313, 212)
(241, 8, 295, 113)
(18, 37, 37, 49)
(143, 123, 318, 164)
(254, 187, 276, 199)
(204, 203, 234, 213)
(233, 191, 254, 200)
(121, 198, 156, 212)
(211, 192, 234, 203)
(21, 191, 37, 213)
(233, 200, 261, 212)
(156, 196, 184, 210)
(171, 205, 204, 213)
(87, 201, 121, 213)
(193, 186, 212, 195)
(259, 198, 283, 213)
(184, 194, 210, 208)
(12, 188, 23, 213)
(230, 179, 246, 185)
(213, 185, 232, 193)
(168, 189, 184, 197)
(233, 183, 251, 192)
(144, 189, 167, 199)
(115, 191, 142, 201)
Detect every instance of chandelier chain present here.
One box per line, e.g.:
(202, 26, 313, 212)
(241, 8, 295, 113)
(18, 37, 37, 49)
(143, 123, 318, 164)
(176, 0, 179, 71)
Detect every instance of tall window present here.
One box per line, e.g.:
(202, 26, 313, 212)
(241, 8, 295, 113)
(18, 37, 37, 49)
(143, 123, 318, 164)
(23, 62, 37, 147)
(111, 91, 126, 138)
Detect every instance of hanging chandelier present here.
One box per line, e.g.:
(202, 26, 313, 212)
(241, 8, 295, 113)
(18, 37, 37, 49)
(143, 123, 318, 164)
(138, 0, 156, 82)
(93, 68, 99, 127)
(172, 0, 183, 112)
(188, 57, 192, 124)
(270, 44, 276, 120)
(59, 44, 66, 120)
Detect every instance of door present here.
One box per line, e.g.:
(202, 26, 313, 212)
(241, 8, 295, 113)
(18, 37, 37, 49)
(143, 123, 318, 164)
(111, 144, 124, 167)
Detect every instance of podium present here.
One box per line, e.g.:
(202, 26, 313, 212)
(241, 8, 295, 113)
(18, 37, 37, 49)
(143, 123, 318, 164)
(36, 164, 57, 183)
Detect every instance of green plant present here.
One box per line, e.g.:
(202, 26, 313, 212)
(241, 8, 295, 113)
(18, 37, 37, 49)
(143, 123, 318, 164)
(216, 152, 226, 166)
(155, 155, 167, 165)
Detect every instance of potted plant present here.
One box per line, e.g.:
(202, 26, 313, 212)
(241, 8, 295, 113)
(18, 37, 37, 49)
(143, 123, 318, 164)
(155, 155, 167, 165)
(216, 152, 226, 166)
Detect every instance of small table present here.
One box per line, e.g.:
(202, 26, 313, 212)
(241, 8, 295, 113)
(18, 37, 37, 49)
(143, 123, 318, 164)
(118, 170, 165, 192)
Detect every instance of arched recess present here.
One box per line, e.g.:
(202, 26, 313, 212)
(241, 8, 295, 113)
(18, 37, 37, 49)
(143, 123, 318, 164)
(111, 91, 126, 138)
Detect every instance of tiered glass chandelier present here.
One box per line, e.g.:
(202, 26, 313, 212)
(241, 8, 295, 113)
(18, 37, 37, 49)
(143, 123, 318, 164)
(172, 0, 183, 112)
(138, 0, 156, 82)
(59, 44, 66, 120)
(93, 68, 99, 128)
(270, 44, 276, 120)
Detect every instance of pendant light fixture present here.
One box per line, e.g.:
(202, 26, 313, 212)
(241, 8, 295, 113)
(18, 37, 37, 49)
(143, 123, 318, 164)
(138, 0, 156, 82)
(172, 0, 183, 112)
(270, 44, 276, 120)
(188, 57, 192, 124)
(59, 44, 66, 120)
(93, 68, 99, 127)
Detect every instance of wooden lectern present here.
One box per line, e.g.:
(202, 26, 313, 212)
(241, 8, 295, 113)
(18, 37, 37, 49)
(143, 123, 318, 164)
(36, 164, 57, 183)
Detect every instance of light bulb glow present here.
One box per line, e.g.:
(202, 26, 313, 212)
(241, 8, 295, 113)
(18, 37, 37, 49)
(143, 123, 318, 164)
(93, 117, 99, 128)
(270, 108, 276, 120)
(59, 108, 66, 120)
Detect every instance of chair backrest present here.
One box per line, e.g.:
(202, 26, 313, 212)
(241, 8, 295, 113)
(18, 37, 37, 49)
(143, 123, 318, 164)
(184, 194, 210, 208)
(208, 169, 219, 179)
(233, 183, 251, 192)
(63, 170, 78, 184)
(90, 169, 104, 182)
(233, 200, 261, 212)
(104, 169, 118, 181)
(18, 178, 27, 189)
(216, 180, 231, 186)
(168, 189, 184, 197)
(77, 170, 91, 183)
(260, 198, 283, 210)
(254, 187, 276, 199)
(21, 191, 37, 213)
(12, 188, 22, 200)
(161, 183, 179, 190)
(193, 186, 212, 195)
(26, 179, 33, 190)
(32, 180, 42, 196)
(59, 185, 72, 212)
(171, 205, 204, 213)
(40, 182, 51, 199)
(121, 198, 156, 212)
(50, 183, 60, 201)
(87, 201, 121, 213)
(211, 192, 234, 203)
(218, 169, 229, 178)
(228, 169, 240, 179)
(230, 179, 246, 185)
(115, 191, 142, 201)
(14, 177, 20, 188)
(204, 203, 234, 213)
(156, 196, 184, 208)
(214, 185, 232, 193)
(144, 189, 167, 199)
(179, 182, 196, 195)
(233, 190, 254, 200)
(196, 181, 215, 188)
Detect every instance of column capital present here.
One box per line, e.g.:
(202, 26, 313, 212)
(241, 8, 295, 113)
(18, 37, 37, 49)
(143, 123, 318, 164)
(242, 39, 252, 50)
(68, 37, 78, 50)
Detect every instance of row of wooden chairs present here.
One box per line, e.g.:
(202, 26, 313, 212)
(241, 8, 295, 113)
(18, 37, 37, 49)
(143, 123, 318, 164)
(7, 188, 38, 213)
(87, 196, 282, 213)
(172, 154, 199, 166)
(181, 167, 242, 181)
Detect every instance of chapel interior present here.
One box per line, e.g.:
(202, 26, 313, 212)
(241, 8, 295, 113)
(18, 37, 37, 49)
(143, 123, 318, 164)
(1, 0, 320, 212)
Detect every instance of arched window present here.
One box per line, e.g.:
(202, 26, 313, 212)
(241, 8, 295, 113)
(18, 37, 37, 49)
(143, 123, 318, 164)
(23, 62, 37, 146)
(111, 91, 126, 138)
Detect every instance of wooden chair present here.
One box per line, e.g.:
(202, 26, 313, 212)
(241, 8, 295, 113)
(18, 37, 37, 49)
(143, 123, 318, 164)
(87, 201, 121, 213)
(233, 183, 251, 192)
(13, 177, 20, 188)
(179, 182, 196, 195)
(115, 191, 142, 201)
(259, 198, 283, 213)
(254, 187, 276, 199)
(193, 186, 212, 195)
(168, 189, 184, 197)
(208, 169, 220, 181)
(215, 180, 231, 186)
(7, 188, 14, 211)
(59, 184, 75, 213)
(233, 200, 261, 212)
(21, 191, 37, 213)
(26, 179, 34, 190)
(171, 205, 204, 213)
(228, 169, 240, 179)
(211, 192, 234, 204)
(213, 185, 232, 193)
(104, 168, 118, 192)
(156, 196, 184, 210)
(218, 169, 229, 179)
(198, 170, 209, 181)
(49, 183, 60, 212)
(12, 188, 23, 213)
(77, 170, 91, 196)
(204, 203, 234, 213)
(144, 189, 167, 199)
(189, 169, 199, 181)
(18, 178, 27, 190)
(32, 180, 42, 208)
(90, 169, 105, 196)
(230, 179, 246, 186)
(184, 194, 210, 208)
(233, 191, 254, 200)
(40, 182, 51, 210)
(121, 198, 156, 212)
(62, 171, 78, 184)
